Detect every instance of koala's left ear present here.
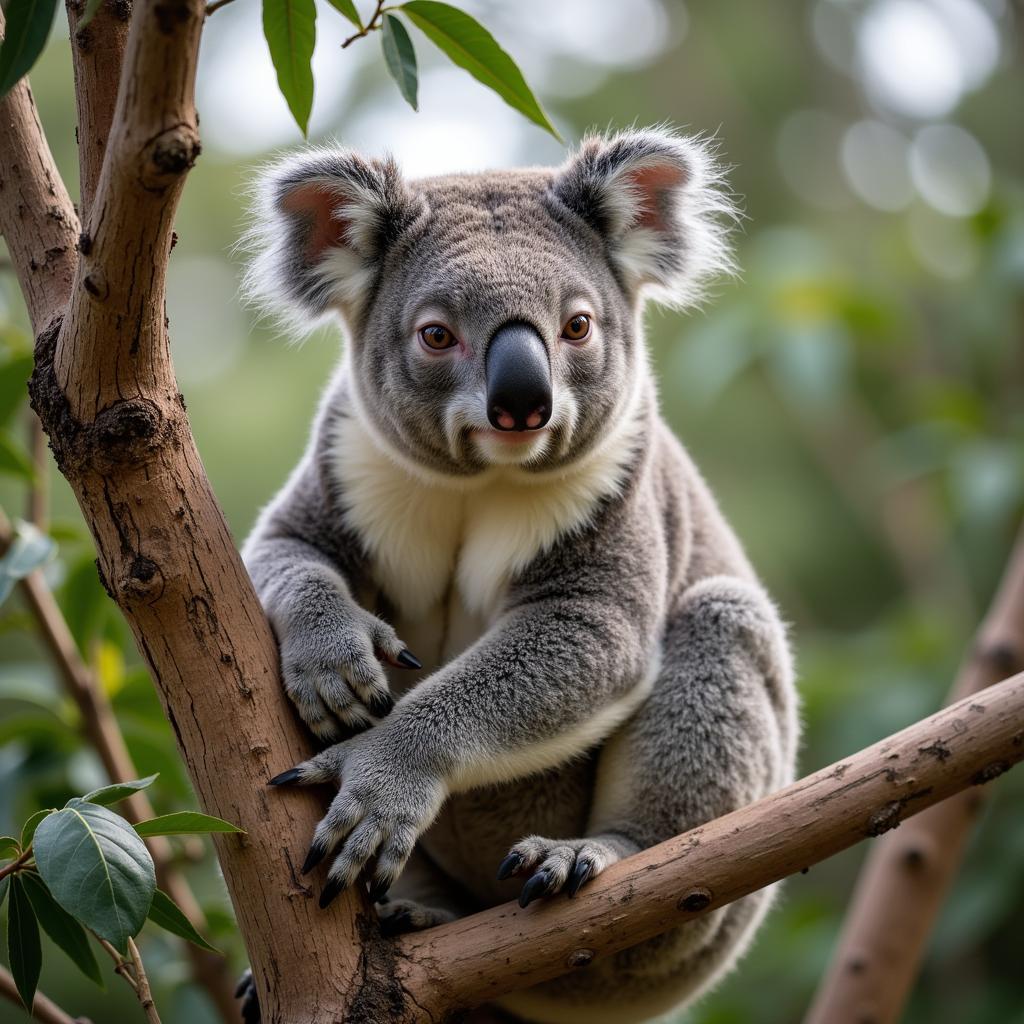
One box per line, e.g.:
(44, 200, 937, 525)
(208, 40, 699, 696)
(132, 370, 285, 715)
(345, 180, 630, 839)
(552, 129, 737, 308)
(243, 148, 424, 327)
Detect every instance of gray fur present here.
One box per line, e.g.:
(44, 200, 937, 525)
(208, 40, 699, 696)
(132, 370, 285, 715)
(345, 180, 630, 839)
(242, 128, 798, 1023)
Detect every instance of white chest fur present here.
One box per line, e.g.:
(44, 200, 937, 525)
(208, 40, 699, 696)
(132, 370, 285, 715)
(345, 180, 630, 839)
(330, 412, 639, 631)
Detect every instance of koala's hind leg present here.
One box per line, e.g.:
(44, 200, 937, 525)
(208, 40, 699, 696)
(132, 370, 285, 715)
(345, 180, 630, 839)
(375, 844, 470, 937)
(497, 576, 798, 1021)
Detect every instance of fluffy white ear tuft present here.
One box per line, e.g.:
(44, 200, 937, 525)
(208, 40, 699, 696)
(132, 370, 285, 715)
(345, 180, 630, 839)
(552, 128, 738, 309)
(242, 147, 423, 330)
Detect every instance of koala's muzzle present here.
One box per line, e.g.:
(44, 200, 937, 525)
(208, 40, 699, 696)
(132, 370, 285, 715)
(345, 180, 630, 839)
(485, 322, 552, 432)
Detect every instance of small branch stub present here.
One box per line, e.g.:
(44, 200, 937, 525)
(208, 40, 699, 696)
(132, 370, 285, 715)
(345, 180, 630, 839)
(677, 887, 713, 913)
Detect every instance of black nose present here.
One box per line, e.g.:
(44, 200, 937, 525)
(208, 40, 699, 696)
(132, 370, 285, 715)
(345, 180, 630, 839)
(485, 322, 552, 431)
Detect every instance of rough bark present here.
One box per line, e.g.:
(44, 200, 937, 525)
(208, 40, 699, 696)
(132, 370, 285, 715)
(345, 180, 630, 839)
(804, 525, 1024, 1024)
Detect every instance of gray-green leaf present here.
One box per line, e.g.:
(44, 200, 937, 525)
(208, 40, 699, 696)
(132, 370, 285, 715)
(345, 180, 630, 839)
(7, 876, 41, 1010)
(83, 773, 159, 808)
(21, 808, 54, 848)
(401, 1, 559, 139)
(381, 13, 418, 111)
(0, 836, 18, 859)
(263, 0, 317, 136)
(33, 799, 155, 953)
(134, 811, 244, 838)
(0, 0, 59, 97)
(147, 889, 219, 953)
(0, 519, 56, 604)
(326, 0, 361, 28)
(22, 872, 104, 986)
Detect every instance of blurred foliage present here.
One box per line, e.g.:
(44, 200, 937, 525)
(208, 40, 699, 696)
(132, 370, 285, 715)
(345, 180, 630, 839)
(1, 0, 1023, 1021)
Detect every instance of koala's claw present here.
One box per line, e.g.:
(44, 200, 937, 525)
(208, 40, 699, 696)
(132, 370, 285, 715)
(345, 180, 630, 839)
(395, 648, 422, 670)
(235, 969, 260, 1024)
(501, 836, 620, 905)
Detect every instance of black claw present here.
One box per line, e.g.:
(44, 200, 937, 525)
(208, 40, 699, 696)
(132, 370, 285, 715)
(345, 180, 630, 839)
(566, 858, 593, 898)
(368, 877, 391, 904)
(268, 767, 302, 786)
(396, 648, 422, 670)
(319, 876, 348, 909)
(367, 691, 395, 717)
(518, 870, 551, 908)
(497, 852, 524, 881)
(301, 842, 328, 875)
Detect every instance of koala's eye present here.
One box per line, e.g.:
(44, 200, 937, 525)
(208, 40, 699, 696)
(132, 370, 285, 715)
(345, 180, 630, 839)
(419, 324, 458, 351)
(560, 314, 592, 343)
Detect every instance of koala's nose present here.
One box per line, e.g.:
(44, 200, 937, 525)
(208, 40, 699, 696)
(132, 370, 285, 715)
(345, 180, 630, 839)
(485, 322, 552, 432)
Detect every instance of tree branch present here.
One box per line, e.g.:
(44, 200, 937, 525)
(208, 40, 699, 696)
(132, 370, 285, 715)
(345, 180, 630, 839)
(0, 965, 89, 1024)
(393, 673, 1024, 1018)
(0, 8, 79, 334)
(804, 523, 1024, 1024)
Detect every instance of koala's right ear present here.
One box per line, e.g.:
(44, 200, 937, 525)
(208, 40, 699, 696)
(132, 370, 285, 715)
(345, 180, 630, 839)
(243, 149, 423, 326)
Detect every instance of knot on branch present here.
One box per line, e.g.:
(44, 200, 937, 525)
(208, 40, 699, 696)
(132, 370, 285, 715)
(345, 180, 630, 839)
(118, 554, 164, 603)
(142, 126, 201, 190)
(677, 887, 713, 913)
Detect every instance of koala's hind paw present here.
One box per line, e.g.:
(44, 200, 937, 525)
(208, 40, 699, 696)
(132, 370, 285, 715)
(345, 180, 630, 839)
(375, 897, 457, 937)
(498, 836, 622, 907)
(235, 968, 260, 1024)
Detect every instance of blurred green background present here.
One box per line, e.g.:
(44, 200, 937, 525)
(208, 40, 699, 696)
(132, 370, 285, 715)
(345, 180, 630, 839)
(1, 0, 1022, 1021)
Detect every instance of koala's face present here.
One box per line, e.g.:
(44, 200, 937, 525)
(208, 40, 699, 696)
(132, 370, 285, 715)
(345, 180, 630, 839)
(247, 130, 733, 477)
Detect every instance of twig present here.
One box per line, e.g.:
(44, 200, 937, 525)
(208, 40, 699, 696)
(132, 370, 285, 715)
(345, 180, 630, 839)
(0, 846, 32, 881)
(98, 939, 140, 994)
(127, 937, 162, 1024)
(204, 0, 236, 16)
(805, 522, 1024, 1024)
(0, 964, 89, 1024)
(342, 0, 385, 47)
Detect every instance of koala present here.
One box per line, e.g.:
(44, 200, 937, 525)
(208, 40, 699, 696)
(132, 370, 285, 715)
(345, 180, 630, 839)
(240, 127, 799, 1024)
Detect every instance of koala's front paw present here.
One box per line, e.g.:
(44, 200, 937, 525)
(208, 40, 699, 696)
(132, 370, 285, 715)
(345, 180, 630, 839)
(375, 897, 457, 937)
(270, 724, 445, 907)
(497, 836, 622, 907)
(279, 603, 420, 745)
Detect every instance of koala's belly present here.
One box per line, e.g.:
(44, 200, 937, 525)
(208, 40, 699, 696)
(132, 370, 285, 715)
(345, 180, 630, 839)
(421, 754, 598, 908)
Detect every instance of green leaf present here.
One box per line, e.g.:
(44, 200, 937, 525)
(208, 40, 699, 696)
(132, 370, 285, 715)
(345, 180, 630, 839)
(147, 889, 219, 953)
(0, 353, 34, 426)
(326, 0, 361, 28)
(83, 774, 159, 808)
(22, 873, 104, 986)
(0, 518, 56, 604)
(400, 1, 559, 139)
(7, 876, 41, 1011)
(33, 799, 155, 953)
(0, 0, 59, 97)
(0, 430, 35, 482)
(21, 808, 53, 848)
(0, 836, 18, 858)
(263, 0, 316, 136)
(0, 876, 8, 910)
(134, 811, 244, 838)
(381, 13, 418, 111)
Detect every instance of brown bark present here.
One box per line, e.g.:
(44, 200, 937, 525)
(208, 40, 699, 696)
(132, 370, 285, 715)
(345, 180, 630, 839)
(804, 525, 1024, 1024)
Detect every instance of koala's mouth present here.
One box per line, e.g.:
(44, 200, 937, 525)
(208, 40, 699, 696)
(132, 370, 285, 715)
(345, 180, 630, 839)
(472, 427, 550, 445)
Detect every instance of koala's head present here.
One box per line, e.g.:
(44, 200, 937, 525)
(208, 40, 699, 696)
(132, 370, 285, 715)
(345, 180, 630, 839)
(246, 128, 734, 478)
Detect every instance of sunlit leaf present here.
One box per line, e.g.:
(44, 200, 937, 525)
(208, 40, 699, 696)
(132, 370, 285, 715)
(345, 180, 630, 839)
(0, 0, 59, 97)
(381, 13, 418, 111)
(83, 773, 159, 808)
(0, 430, 35, 482)
(326, 0, 360, 28)
(147, 889, 219, 953)
(0, 353, 34, 426)
(7, 875, 41, 1010)
(134, 811, 244, 838)
(34, 798, 155, 953)
(263, 0, 316, 136)
(401, 1, 559, 139)
(22, 872, 104, 986)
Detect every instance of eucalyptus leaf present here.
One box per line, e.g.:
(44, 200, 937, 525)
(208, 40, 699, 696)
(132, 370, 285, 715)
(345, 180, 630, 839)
(83, 773, 159, 808)
(7, 875, 41, 1010)
(0, 835, 18, 858)
(0, 353, 34, 426)
(147, 888, 219, 953)
(381, 13, 418, 110)
(33, 798, 155, 953)
(0, 519, 57, 606)
(134, 811, 244, 838)
(326, 0, 361, 28)
(263, 0, 317, 136)
(401, 1, 559, 139)
(0, 0, 59, 97)
(21, 808, 53, 848)
(22, 872, 104, 986)
(0, 876, 9, 910)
